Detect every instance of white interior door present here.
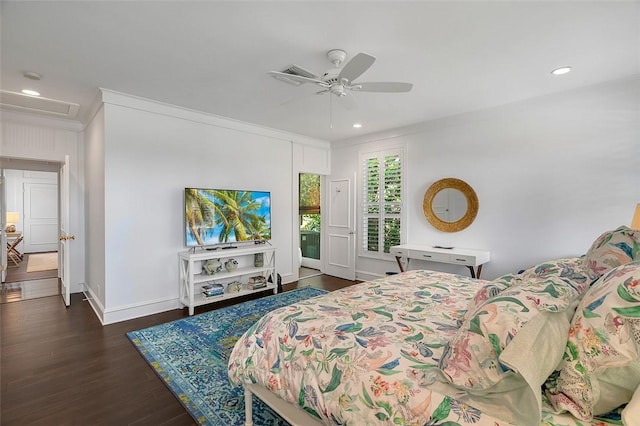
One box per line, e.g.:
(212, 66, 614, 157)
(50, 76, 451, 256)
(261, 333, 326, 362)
(59, 155, 72, 306)
(24, 181, 58, 253)
(323, 174, 356, 280)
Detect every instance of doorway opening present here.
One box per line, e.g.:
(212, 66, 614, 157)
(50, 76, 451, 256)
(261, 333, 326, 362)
(2, 167, 60, 303)
(299, 173, 322, 279)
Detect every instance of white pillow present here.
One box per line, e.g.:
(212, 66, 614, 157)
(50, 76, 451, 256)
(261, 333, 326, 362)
(622, 385, 640, 426)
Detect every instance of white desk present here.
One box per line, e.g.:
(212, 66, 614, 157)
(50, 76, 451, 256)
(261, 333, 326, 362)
(390, 244, 490, 279)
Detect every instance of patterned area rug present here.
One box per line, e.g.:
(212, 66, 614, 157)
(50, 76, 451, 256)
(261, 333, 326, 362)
(127, 287, 328, 426)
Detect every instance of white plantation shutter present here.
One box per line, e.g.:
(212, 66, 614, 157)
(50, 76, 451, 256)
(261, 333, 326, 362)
(360, 148, 404, 256)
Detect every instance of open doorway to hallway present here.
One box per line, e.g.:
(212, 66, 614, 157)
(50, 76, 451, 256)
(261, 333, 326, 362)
(299, 173, 322, 279)
(2, 169, 59, 303)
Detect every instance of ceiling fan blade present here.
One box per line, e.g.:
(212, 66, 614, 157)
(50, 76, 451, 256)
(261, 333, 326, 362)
(351, 82, 413, 93)
(268, 71, 326, 86)
(338, 53, 376, 83)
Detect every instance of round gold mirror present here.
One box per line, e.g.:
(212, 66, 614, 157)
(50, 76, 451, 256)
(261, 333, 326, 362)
(423, 178, 478, 232)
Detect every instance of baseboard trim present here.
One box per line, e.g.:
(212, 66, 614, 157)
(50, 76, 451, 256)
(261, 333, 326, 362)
(102, 296, 181, 325)
(355, 270, 385, 283)
(82, 288, 105, 326)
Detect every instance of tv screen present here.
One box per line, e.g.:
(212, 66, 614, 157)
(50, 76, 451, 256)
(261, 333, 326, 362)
(185, 188, 271, 247)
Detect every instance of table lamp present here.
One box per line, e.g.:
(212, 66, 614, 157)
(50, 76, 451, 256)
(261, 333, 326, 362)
(632, 203, 640, 230)
(5, 212, 19, 232)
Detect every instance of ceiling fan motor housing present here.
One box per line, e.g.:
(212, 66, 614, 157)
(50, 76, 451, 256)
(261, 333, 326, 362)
(322, 68, 341, 84)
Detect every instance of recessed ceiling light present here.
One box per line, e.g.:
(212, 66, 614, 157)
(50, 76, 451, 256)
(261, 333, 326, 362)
(353, 123, 362, 128)
(551, 66, 572, 76)
(21, 89, 40, 96)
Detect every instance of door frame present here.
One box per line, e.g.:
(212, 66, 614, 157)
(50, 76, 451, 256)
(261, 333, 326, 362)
(1, 168, 7, 283)
(0, 157, 70, 304)
(299, 173, 323, 271)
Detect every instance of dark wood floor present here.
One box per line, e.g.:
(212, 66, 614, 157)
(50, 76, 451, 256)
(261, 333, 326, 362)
(0, 274, 358, 426)
(4, 252, 58, 283)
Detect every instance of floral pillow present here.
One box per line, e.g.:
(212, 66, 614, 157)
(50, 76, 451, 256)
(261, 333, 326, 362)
(464, 258, 593, 320)
(584, 226, 640, 278)
(520, 257, 597, 293)
(545, 261, 640, 421)
(440, 273, 585, 391)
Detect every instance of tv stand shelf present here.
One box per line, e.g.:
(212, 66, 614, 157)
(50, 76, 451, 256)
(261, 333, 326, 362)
(179, 244, 276, 315)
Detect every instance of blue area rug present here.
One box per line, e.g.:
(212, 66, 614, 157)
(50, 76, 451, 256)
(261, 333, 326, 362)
(127, 287, 327, 426)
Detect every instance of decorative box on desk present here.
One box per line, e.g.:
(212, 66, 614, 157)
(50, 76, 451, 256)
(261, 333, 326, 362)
(179, 244, 276, 315)
(390, 244, 490, 279)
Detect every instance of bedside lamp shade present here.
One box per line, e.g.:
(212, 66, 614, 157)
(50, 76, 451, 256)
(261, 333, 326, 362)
(5, 211, 19, 232)
(6, 211, 19, 225)
(632, 204, 640, 230)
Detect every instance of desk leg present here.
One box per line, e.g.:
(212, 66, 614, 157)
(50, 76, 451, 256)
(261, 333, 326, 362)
(466, 265, 484, 279)
(466, 266, 476, 279)
(395, 256, 405, 273)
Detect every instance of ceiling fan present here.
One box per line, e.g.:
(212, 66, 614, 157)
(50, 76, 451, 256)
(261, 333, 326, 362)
(269, 49, 413, 108)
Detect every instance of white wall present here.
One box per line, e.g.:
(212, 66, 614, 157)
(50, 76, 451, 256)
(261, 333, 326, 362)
(0, 111, 86, 293)
(84, 90, 330, 323)
(332, 76, 640, 280)
(84, 105, 106, 312)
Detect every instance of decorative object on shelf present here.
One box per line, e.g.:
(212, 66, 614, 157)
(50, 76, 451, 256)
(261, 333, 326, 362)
(227, 280, 242, 293)
(423, 177, 478, 233)
(201, 283, 224, 298)
(224, 258, 239, 272)
(203, 259, 222, 275)
(248, 275, 267, 289)
(254, 252, 264, 267)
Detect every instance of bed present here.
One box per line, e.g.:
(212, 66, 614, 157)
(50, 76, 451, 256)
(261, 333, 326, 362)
(229, 226, 640, 426)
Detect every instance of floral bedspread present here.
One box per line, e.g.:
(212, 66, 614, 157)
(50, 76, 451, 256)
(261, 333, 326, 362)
(228, 270, 620, 426)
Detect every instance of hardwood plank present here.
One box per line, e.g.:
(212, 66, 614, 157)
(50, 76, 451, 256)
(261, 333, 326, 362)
(0, 274, 357, 425)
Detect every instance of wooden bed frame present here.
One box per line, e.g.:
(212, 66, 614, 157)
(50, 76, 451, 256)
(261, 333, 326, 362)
(243, 383, 324, 426)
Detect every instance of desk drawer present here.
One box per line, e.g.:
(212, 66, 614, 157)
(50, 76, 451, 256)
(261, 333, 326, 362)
(450, 254, 476, 265)
(390, 248, 408, 257)
(410, 250, 450, 262)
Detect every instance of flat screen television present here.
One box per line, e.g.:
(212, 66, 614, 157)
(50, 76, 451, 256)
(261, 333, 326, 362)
(184, 188, 271, 247)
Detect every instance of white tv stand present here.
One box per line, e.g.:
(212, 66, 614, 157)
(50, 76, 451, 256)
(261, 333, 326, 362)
(178, 244, 276, 315)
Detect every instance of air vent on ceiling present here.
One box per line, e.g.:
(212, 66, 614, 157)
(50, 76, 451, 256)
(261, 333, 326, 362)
(272, 64, 318, 86)
(0, 90, 79, 118)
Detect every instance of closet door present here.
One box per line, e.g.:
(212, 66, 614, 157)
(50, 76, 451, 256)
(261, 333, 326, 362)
(23, 179, 58, 253)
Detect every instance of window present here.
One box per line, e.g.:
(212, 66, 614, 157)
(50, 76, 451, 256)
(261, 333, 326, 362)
(360, 148, 404, 256)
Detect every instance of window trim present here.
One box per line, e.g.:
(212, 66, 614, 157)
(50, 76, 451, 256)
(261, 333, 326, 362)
(358, 145, 407, 260)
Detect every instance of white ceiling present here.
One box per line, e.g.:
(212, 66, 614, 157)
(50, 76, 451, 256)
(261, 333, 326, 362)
(1, 1, 639, 142)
